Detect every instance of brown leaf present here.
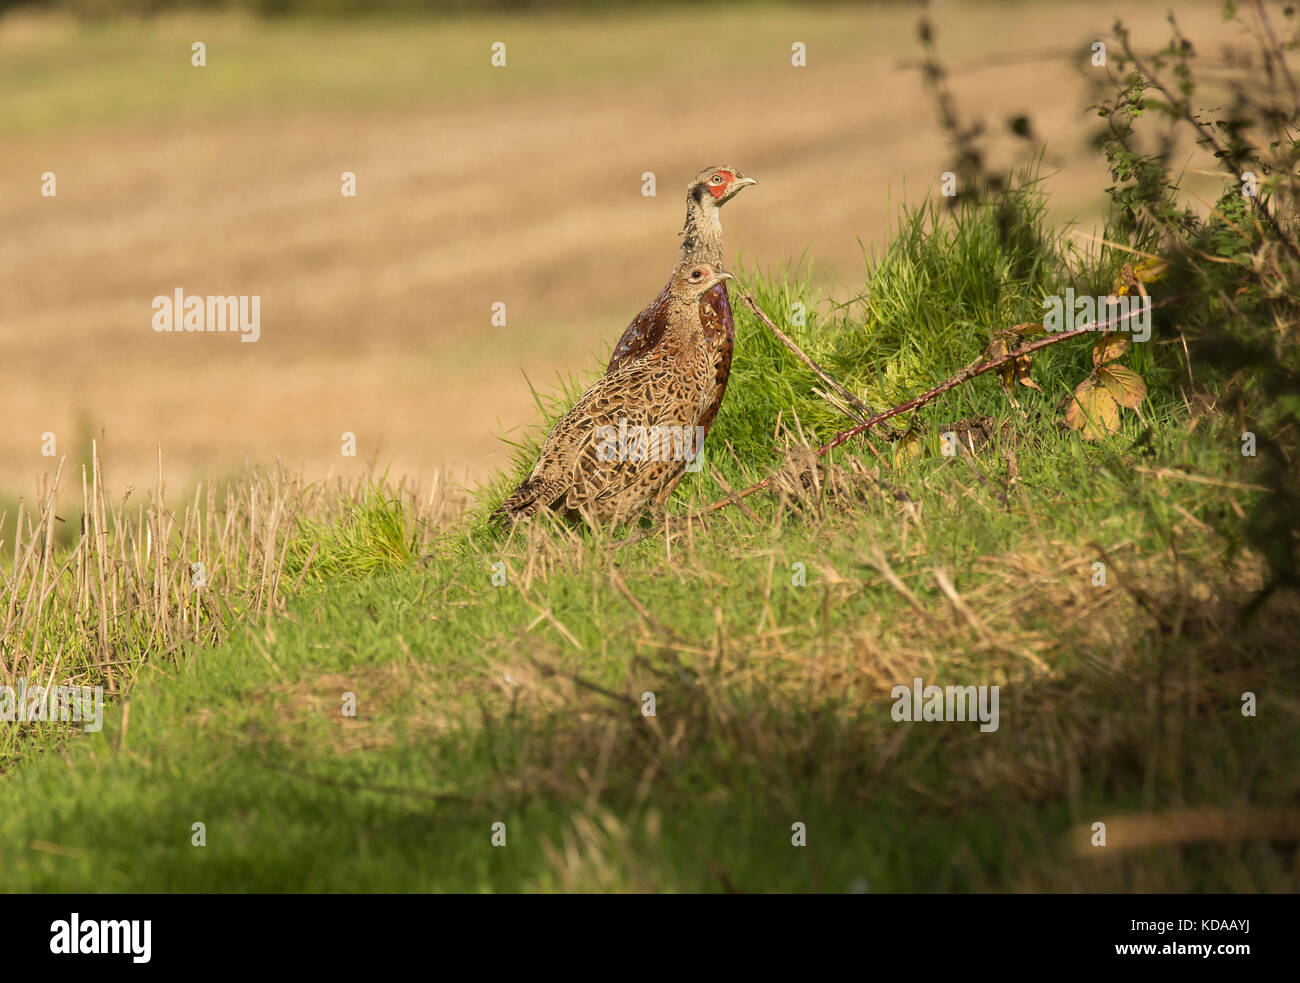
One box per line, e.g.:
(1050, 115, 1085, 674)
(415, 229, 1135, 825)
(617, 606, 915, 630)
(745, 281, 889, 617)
(1092, 332, 1130, 366)
(996, 361, 1015, 390)
(986, 338, 1021, 392)
(1111, 258, 1164, 303)
(1065, 377, 1121, 440)
(1015, 355, 1042, 390)
(894, 430, 925, 462)
(989, 323, 1043, 392)
(1097, 363, 1147, 409)
(1009, 320, 1046, 337)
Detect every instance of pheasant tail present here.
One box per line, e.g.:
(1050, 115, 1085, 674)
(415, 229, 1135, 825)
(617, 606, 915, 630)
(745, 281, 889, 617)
(490, 476, 565, 525)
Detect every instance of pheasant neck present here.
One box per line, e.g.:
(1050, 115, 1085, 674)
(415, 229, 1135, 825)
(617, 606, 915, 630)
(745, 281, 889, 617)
(663, 297, 708, 348)
(679, 196, 725, 266)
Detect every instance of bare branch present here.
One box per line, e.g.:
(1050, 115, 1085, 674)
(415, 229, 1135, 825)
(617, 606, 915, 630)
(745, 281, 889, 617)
(692, 293, 1187, 520)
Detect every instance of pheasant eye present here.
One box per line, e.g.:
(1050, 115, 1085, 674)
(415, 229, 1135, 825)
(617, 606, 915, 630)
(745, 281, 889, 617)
(711, 174, 723, 184)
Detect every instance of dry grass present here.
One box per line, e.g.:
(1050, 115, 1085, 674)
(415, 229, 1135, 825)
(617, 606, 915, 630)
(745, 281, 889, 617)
(444, 428, 1299, 890)
(0, 444, 468, 705)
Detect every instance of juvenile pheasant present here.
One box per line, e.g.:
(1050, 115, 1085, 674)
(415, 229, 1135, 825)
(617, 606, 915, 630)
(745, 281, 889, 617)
(493, 265, 733, 525)
(608, 166, 755, 436)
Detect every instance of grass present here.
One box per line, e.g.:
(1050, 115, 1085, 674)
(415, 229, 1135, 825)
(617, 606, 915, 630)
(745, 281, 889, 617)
(1, 417, 1292, 890)
(0, 451, 465, 768)
(2, 173, 1296, 891)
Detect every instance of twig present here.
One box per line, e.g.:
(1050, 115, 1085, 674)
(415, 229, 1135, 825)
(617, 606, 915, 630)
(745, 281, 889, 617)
(739, 289, 902, 442)
(693, 293, 1186, 519)
(709, 469, 764, 525)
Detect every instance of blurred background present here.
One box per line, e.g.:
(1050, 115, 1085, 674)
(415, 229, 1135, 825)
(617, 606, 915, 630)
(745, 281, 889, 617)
(1, 0, 1229, 499)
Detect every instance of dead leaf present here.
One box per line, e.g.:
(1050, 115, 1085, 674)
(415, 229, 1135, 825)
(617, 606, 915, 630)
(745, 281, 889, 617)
(1011, 321, 1046, 338)
(1093, 332, 1130, 366)
(1110, 258, 1165, 304)
(1065, 377, 1121, 440)
(894, 430, 924, 462)
(988, 322, 1045, 394)
(1113, 263, 1141, 298)
(985, 334, 1010, 363)
(1097, 363, 1147, 409)
(1016, 365, 1042, 391)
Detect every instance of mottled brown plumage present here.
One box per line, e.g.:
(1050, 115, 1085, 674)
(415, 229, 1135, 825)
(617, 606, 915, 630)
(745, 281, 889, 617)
(607, 166, 755, 439)
(493, 265, 733, 525)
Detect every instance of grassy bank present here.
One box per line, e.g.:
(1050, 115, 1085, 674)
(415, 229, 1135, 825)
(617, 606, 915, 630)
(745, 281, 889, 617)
(3, 179, 1296, 891)
(3, 0, 1296, 891)
(2, 410, 1292, 890)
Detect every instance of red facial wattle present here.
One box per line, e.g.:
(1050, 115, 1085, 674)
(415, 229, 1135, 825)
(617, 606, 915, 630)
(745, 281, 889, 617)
(706, 171, 735, 199)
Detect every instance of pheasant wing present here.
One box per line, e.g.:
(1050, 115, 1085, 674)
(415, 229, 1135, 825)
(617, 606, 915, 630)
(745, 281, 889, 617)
(606, 280, 672, 373)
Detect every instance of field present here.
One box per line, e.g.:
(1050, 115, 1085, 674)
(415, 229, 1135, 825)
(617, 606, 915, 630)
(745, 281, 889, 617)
(1, 1, 1231, 492)
(1, 0, 1298, 893)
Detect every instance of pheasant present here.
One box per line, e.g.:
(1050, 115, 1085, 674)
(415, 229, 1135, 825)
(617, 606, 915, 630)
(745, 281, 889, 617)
(607, 165, 756, 437)
(493, 265, 733, 525)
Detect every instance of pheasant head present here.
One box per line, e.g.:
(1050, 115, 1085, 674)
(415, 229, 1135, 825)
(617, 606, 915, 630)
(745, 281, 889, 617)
(661, 263, 732, 344)
(672, 263, 733, 303)
(680, 165, 756, 262)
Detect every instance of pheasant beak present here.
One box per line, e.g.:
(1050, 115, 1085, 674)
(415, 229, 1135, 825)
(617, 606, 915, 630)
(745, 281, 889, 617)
(725, 177, 757, 200)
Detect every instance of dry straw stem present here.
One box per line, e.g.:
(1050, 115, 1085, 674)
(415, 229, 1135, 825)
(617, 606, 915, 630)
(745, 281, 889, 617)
(0, 444, 464, 698)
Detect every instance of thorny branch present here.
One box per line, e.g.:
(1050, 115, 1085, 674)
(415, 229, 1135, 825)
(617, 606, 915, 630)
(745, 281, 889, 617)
(689, 292, 1187, 521)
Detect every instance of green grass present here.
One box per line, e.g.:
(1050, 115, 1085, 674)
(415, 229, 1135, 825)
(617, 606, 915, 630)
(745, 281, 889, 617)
(286, 482, 416, 582)
(1, 414, 1291, 891)
(3, 179, 1295, 892)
